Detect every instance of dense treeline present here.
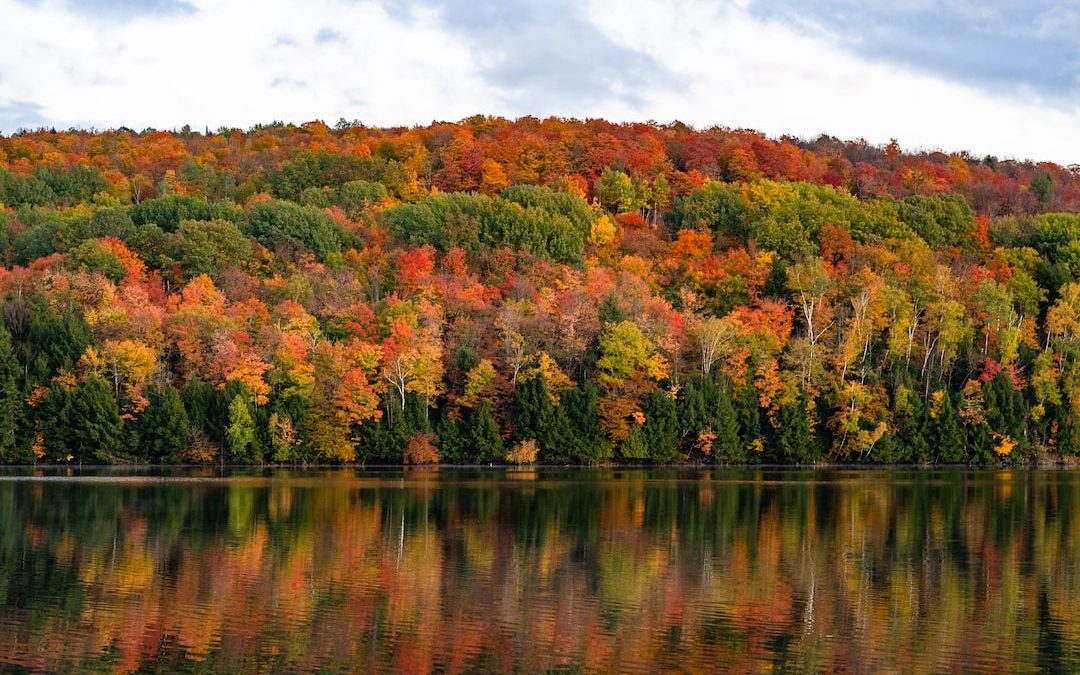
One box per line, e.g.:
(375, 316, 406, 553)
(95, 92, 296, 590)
(0, 117, 1079, 464)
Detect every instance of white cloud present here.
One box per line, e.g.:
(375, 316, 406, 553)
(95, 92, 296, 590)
(0, 0, 505, 131)
(2, 0, 1080, 164)
(581, 0, 1080, 163)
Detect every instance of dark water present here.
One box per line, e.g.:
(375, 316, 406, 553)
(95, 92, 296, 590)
(1, 468, 1079, 673)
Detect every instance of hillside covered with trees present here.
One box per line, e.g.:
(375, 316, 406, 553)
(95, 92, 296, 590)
(1, 116, 1079, 465)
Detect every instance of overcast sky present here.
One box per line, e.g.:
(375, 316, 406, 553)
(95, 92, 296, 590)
(2, 0, 1080, 163)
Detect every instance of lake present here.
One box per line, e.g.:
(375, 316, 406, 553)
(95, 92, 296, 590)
(0, 467, 1078, 673)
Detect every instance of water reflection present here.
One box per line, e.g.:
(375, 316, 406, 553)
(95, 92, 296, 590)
(1, 468, 1079, 672)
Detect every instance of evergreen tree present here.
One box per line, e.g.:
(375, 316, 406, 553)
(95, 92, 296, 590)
(22, 299, 91, 385)
(679, 377, 711, 452)
(468, 402, 504, 463)
(642, 392, 680, 462)
(138, 384, 190, 462)
(879, 379, 925, 464)
(400, 392, 431, 435)
(933, 390, 967, 463)
(58, 375, 123, 463)
(1055, 398, 1080, 456)
(763, 257, 790, 299)
(598, 293, 627, 324)
(40, 381, 73, 461)
(543, 403, 577, 463)
(966, 417, 994, 465)
(733, 384, 763, 456)
(714, 382, 743, 463)
(358, 414, 407, 463)
(0, 325, 23, 462)
(771, 395, 814, 464)
(510, 376, 555, 447)
(620, 427, 649, 461)
(3, 121, 1078, 471)
(183, 378, 227, 446)
(357, 395, 427, 463)
(447, 346, 480, 398)
(436, 414, 466, 463)
(551, 383, 608, 463)
(985, 373, 1027, 444)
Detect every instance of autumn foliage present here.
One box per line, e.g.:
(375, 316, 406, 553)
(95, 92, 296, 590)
(0, 116, 1077, 464)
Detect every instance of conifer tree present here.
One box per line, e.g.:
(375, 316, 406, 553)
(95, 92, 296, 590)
(933, 390, 967, 463)
(138, 384, 190, 462)
(436, 414, 466, 463)
(642, 392, 679, 462)
(553, 383, 608, 463)
(67, 376, 123, 463)
(714, 382, 743, 463)
(0, 325, 23, 462)
(510, 376, 555, 447)
(772, 395, 813, 464)
(468, 402, 504, 463)
(183, 378, 227, 446)
(1055, 399, 1080, 456)
(679, 378, 711, 451)
(734, 384, 763, 456)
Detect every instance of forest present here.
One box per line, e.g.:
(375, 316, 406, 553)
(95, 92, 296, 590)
(0, 115, 1079, 465)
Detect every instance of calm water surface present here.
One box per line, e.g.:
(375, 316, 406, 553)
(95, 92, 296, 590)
(0, 467, 1078, 673)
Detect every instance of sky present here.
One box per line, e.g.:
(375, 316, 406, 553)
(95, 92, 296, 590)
(2, 0, 1080, 163)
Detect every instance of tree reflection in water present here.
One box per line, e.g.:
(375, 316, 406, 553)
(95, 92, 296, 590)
(0, 468, 1078, 673)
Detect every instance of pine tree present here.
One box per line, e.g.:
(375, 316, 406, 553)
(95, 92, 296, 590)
(436, 414, 466, 463)
(1057, 400, 1080, 455)
(510, 376, 555, 447)
(679, 378, 711, 452)
(771, 395, 813, 464)
(40, 382, 74, 461)
(966, 415, 994, 465)
(0, 325, 23, 462)
(598, 293, 628, 324)
(138, 384, 190, 462)
(68, 375, 123, 463)
(714, 382, 743, 463)
(183, 378, 227, 446)
(548, 383, 608, 463)
(734, 384, 762, 456)
(880, 379, 924, 464)
(401, 392, 431, 435)
(620, 427, 649, 461)
(358, 413, 406, 463)
(642, 392, 679, 462)
(23, 299, 91, 386)
(934, 390, 967, 464)
(468, 402, 504, 463)
(986, 373, 1026, 444)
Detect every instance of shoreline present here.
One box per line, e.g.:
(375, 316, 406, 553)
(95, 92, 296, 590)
(3, 460, 1080, 471)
